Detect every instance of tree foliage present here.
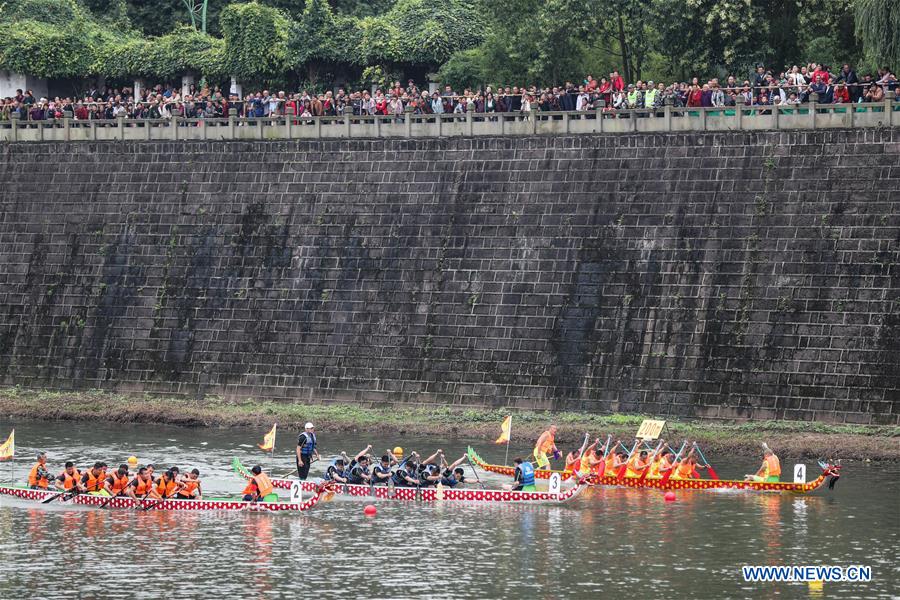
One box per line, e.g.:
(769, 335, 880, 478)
(220, 2, 291, 81)
(855, 0, 900, 68)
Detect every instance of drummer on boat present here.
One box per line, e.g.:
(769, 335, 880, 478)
(745, 444, 781, 482)
(242, 465, 275, 502)
(533, 425, 559, 470)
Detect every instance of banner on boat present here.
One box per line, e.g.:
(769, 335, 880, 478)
(0, 429, 13, 461)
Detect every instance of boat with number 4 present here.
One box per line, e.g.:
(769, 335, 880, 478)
(0, 482, 332, 513)
(232, 458, 588, 504)
(466, 447, 840, 494)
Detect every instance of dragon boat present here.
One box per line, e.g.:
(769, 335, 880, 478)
(0, 482, 331, 513)
(466, 447, 840, 494)
(232, 458, 588, 504)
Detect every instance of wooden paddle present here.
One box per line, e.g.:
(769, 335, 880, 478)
(692, 443, 719, 480)
(99, 476, 138, 509)
(42, 488, 77, 504)
(595, 435, 613, 478)
(465, 456, 486, 490)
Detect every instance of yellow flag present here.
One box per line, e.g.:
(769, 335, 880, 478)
(0, 429, 14, 461)
(495, 416, 512, 444)
(258, 423, 277, 452)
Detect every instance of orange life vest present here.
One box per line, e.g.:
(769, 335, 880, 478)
(537, 431, 555, 454)
(764, 454, 781, 477)
(108, 472, 130, 496)
(59, 469, 81, 491)
(156, 478, 177, 498)
(134, 477, 154, 497)
(83, 470, 105, 492)
(673, 462, 694, 480)
(605, 454, 616, 473)
(28, 463, 50, 489)
(648, 456, 663, 478)
(242, 481, 257, 496)
(253, 473, 274, 497)
(565, 455, 579, 473)
(179, 479, 199, 498)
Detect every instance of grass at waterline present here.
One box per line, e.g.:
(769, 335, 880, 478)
(0, 387, 896, 460)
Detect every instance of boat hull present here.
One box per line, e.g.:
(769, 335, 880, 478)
(466, 447, 829, 494)
(0, 484, 326, 512)
(232, 458, 586, 504)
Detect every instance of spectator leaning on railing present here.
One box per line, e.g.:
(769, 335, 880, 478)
(1, 63, 896, 123)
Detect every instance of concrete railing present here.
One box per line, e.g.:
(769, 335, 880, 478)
(2, 97, 897, 143)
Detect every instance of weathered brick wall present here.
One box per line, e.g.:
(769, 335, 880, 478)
(0, 129, 897, 423)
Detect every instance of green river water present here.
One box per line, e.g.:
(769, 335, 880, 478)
(0, 419, 896, 599)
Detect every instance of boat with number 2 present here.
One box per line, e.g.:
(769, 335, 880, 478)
(232, 458, 587, 504)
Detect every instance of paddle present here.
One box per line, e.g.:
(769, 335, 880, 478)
(42, 487, 80, 504)
(100, 476, 138, 509)
(616, 440, 641, 480)
(637, 440, 665, 484)
(660, 441, 688, 485)
(465, 456, 486, 490)
(692, 443, 719, 480)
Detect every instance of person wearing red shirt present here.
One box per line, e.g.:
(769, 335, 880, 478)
(610, 70, 625, 92)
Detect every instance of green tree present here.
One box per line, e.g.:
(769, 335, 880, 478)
(854, 0, 900, 68)
(387, 0, 485, 68)
(290, 0, 356, 83)
(220, 2, 292, 83)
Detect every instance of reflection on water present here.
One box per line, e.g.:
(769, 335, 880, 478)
(0, 420, 896, 599)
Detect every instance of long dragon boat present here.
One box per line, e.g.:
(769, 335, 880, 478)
(0, 482, 331, 513)
(232, 458, 587, 504)
(466, 447, 840, 494)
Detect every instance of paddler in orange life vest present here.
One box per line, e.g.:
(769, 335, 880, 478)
(81, 462, 109, 494)
(242, 465, 275, 502)
(155, 470, 182, 499)
(533, 425, 559, 470)
(106, 464, 132, 497)
(55, 462, 84, 492)
(745, 444, 781, 482)
(176, 469, 202, 500)
(564, 433, 591, 475)
(127, 467, 158, 499)
(28, 452, 53, 490)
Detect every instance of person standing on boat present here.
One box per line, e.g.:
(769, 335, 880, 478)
(27, 452, 52, 490)
(745, 444, 781, 482)
(296, 423, 320, 480)
(511, 457, 537, 492)
(533, 425, 559, 470)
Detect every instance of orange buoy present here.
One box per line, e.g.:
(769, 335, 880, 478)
(364, 504, 377, 516)
(664, 491, 676, 502)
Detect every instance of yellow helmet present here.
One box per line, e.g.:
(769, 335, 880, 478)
(392, 446, 404, 458)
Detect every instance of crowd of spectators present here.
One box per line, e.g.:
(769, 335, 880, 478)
(1, 62, 897, 122)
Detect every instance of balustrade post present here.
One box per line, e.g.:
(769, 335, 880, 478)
(885, 90, 895, 126)
(809, 92, 818, 129)
(228, 108, 237, 138)
(9, 112, 19, 142)
(63, 110, 72, 141)
(170, 116, 179, 140)
(286, 105, 294, 139)
(466, 104, 474, 136)
(405, 106, 413, 138)
(117, 115, 126, 140)
(663, 104, 672, 132)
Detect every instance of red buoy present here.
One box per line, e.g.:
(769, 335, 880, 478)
(664, 491, 676, 502)
(364, 504, 377, 516)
